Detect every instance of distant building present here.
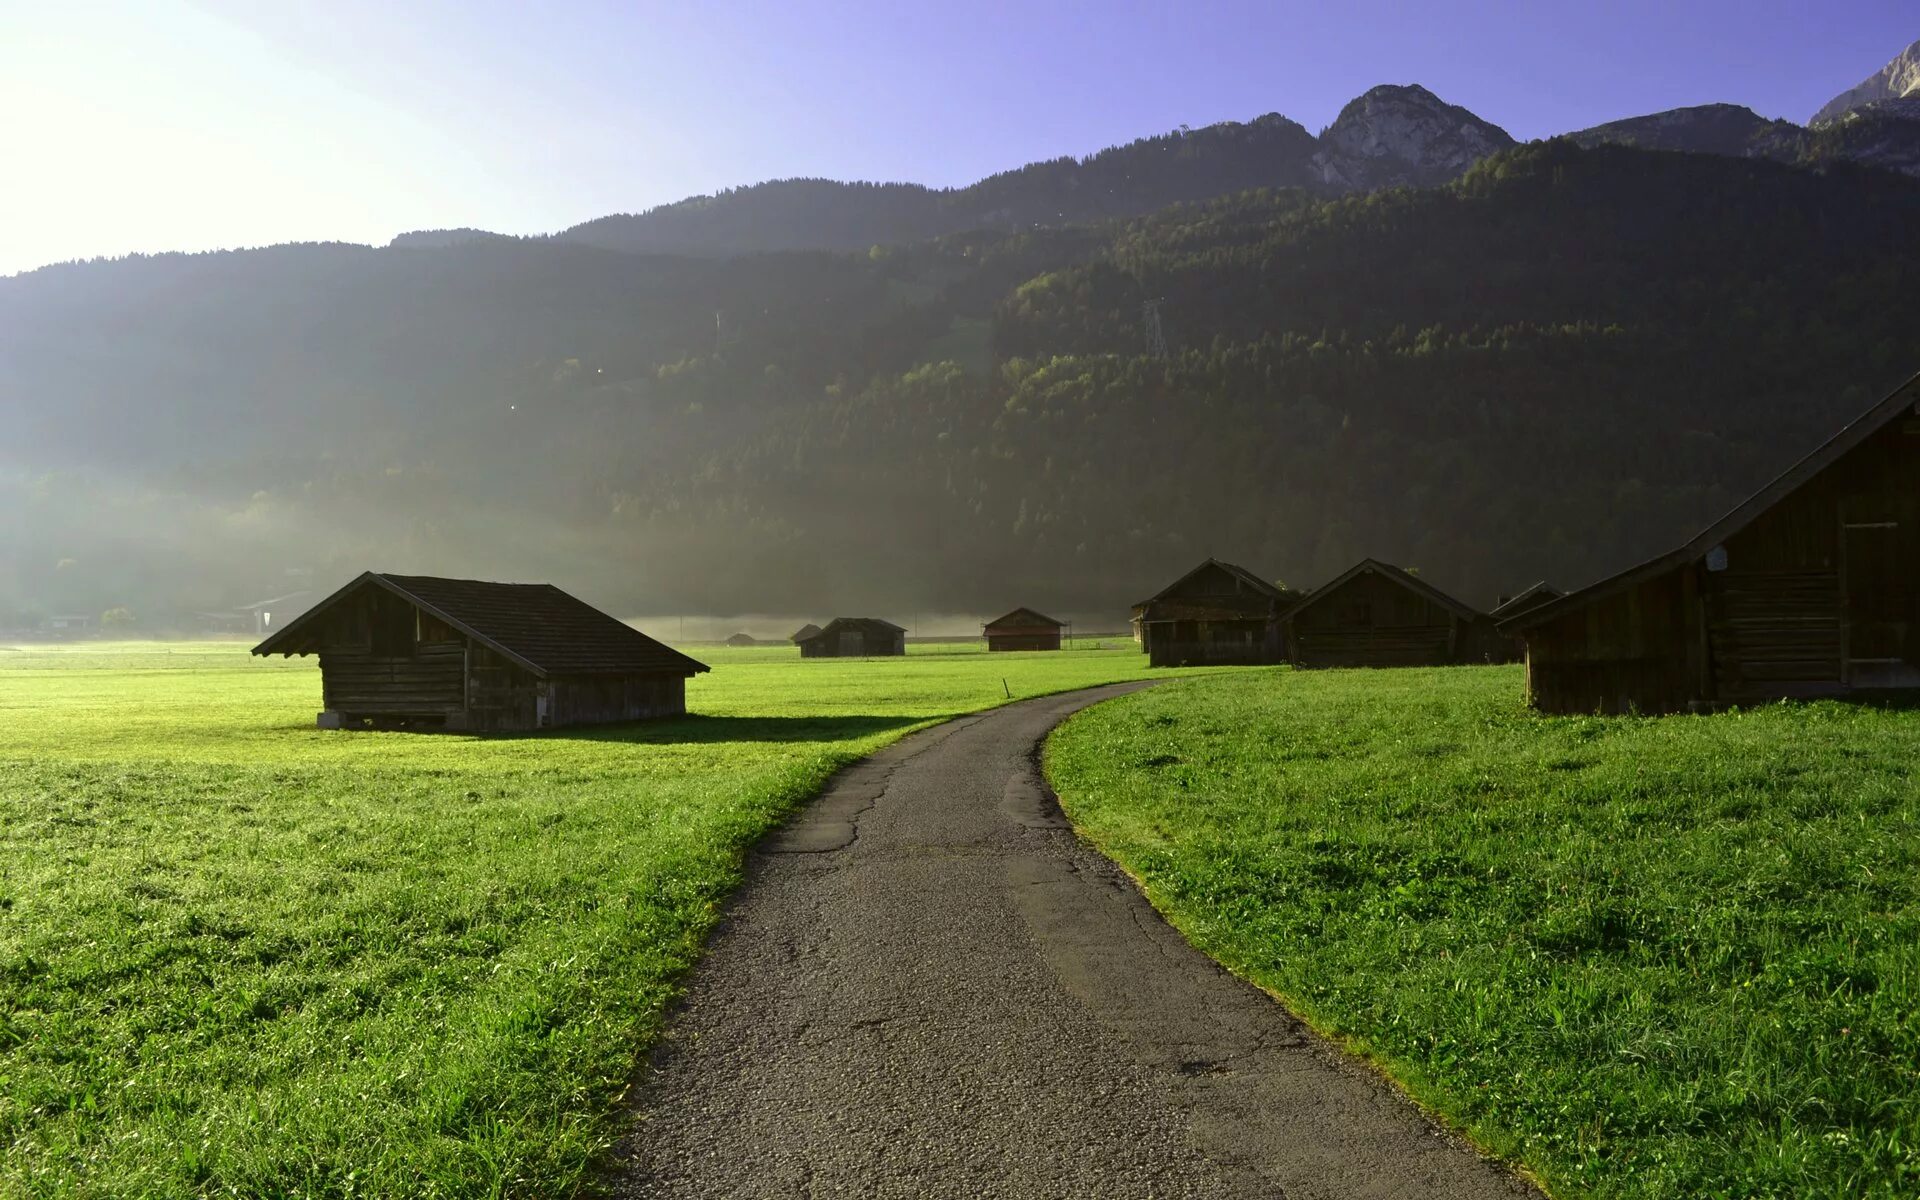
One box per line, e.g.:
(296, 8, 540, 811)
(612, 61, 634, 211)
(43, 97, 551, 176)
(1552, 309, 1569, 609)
(1283, 559, 1507, 668)
(1136, 559, 1292, 668)
(1506, 372, 1920, 714)
(1488, 582, 1564, 662)
(43, 614, 93, 636)
(724, 633, 758, 647)
(789, 623, 823, 644)
(253, 572, 709, 731)
(983, 607, 1064, 652)
(1489, 582, 1564, 623)
(796, 617, 907, 658)
(236, 591, 311, 638)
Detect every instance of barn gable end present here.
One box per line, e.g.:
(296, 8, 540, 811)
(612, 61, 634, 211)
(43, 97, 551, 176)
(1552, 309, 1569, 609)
(1283, 558, 1504, 669)
(1507, 371, 1920, 714)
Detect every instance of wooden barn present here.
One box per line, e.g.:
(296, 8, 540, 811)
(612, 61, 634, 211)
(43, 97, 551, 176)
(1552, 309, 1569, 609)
(1136, 559, 1292, 668)
(983, 608, 1064, 652)
(251, 572, 709, 731)
(789, 622, 823, 644)
(796, 617, 907, 658)
(1504, 373, 1920, 714)
(1283, 558, 1507, 668)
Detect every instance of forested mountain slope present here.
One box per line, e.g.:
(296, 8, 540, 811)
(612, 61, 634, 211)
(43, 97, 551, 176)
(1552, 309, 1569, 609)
(6, 141, 1920, 623)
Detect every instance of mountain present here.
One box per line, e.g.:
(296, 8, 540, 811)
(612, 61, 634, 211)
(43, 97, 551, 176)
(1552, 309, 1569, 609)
(1570, 97, 1920, 178)
(1567, 103, 1801, 158)
(1311, 84, 1515, 189)
(7, 141, 1920, 627)
(1812, 37, 1920, 124)
(559, 86, 1507, 258)
(389, 228, 516, 249)
(1803, 98, 1920, 177)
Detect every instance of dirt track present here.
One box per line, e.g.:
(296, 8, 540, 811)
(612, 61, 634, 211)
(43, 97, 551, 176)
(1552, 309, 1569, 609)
(610, 682, 1540, 1198)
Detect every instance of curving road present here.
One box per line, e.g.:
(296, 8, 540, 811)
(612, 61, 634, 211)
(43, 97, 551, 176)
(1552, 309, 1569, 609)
(610, 682, 1539, 1198)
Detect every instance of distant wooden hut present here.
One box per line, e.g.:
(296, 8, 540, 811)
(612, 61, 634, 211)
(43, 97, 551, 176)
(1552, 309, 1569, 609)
(1136, 559, 1291, 668)
(1283, 558, 1506, 668)
(789, 622, 823, 644)
(797, 617, 907, 658)
(1505, 372, 1920, 714)
(1490, 581, 1564, 623)
(724, 633, 758, 647)
(252, 572, 709, 731)
(983, 608, 1064, 652)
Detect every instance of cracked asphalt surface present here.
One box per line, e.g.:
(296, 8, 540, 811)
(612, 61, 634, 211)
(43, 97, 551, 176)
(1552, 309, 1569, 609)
(610, 682, 1540, 1198)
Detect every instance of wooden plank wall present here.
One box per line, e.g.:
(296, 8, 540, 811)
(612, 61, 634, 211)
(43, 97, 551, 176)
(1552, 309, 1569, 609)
(1147, 620, 1283, 667)
(987, 633, 1061, 652)
(1523, 572, 1694, 714)
(548, 675, 687, 725)
(1288, 572, 1470, 668)
(319, 644, 466, 717)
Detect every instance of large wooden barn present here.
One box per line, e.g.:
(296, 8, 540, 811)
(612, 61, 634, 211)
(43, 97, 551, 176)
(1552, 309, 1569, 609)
(1136, 559, 1292, 668)
(796, 617, 907, 658)
(1504, 374, 1920, 714)
(252, 572, 709, 731)
(1283, 558, 1507, 668)
(983, 608, 1064, 651)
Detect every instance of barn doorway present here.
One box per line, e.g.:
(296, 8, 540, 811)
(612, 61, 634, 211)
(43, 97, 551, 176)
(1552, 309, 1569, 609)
(1842, 520, 1920, 688)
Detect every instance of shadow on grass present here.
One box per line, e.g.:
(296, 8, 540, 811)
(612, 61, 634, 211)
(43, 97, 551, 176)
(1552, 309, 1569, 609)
(514, 713, 948, 746)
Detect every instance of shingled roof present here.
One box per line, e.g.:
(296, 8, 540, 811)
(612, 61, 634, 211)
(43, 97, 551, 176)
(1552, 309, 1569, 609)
(252, 572, 709, 678)
(985, 607, 1064, 630)
(1283, 558, 1482, 623)
(799, 617, 907, 642)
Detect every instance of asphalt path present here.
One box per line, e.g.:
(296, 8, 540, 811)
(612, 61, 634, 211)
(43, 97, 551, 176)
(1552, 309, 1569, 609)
(610, 682, 1540, 1198)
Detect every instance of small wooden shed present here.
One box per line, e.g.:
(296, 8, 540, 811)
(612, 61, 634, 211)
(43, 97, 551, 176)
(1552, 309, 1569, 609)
(251, 572, 709, 731)
(1504, 372, 1920, 714)
(789, 622, 823, 644)
(1283, 558, 1506, 668)
(983, 608, 1064, 652)
(796, 617, 907, 658)
(1136, 559, 1291, 668)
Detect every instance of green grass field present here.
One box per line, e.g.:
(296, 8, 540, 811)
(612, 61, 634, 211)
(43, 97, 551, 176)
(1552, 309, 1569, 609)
(1046, 666, 1920, 1199)
(0, 637, 1182, 1199)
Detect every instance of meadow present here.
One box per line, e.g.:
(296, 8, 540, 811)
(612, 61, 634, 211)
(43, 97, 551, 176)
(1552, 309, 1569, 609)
(1046, 666, 1920, 1199)
(0, 637, 1189, 1199)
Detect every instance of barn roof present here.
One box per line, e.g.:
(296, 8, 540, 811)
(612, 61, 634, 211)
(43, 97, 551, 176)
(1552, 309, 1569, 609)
(800, 617, 907, 642)
(985, 607, 1064, 630)
(1284, 558, 1482, 623)
(790, 623, 824, 643)
(1489, 581, 1563, 620)
(1135, 558, 1285, 607)
(251, 572, 709, 678)
(1503, 370, 1920, 632)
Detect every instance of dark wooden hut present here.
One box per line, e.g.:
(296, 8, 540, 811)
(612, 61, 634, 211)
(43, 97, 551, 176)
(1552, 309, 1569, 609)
(1504, 373, 1920, 714)
(796, 617, 907, 658)
(1137, 559, 1291, 668)
(789, 622, 823, 644)
(724, 633, 759, 647)
(1283, 558, 1506, 668)
(983, 607, 1064, 652)
(251, 572, 709, 731)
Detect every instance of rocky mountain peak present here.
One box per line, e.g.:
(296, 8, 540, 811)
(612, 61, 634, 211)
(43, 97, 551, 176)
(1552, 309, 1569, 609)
(1812, 37, 1920, 125)
(1312, 84, 1516, 191)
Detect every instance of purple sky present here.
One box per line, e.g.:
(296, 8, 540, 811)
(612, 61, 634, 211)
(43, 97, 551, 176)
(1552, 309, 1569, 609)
(2, 0, 1914, 275)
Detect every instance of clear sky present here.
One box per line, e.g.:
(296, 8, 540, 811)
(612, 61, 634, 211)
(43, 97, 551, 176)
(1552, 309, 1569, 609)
(2, 0, 1914, 277)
